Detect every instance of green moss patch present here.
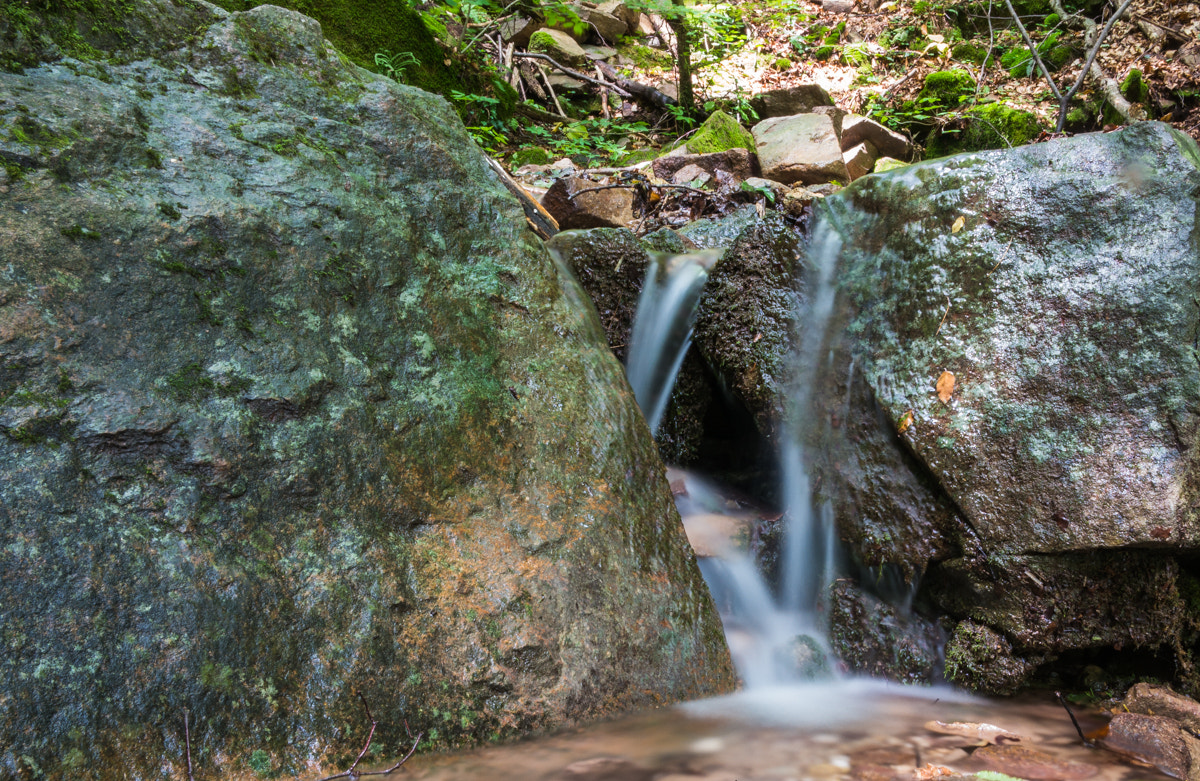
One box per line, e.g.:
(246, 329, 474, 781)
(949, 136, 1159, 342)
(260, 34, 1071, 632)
(917, 68, 976, 111)
(926, 102, 1042, 157)
(686, 110, 755, 155)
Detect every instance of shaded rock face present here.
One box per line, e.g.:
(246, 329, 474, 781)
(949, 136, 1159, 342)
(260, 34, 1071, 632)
(0, 3, 734, 778)
(814, 122, 1200, 693)
(693, 213, 805, 443)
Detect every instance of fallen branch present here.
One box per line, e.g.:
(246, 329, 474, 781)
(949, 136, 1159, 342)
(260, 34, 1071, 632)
(512, 53, 632, 98)
(314, 693, 423, 781)
(595, 60, 678, 110)
(1005, 0, 1138, 131)
(486, 156, 559, 239)
(567, 181, 708, 199)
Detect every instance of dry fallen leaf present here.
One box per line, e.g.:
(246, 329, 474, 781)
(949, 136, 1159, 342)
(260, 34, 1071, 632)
(936, 371, 956, 403)
(916, 763, 955, 780)
(924, 720, 1025, 745)
(897, 409, 914, 433)
(951, 216, 965, 233)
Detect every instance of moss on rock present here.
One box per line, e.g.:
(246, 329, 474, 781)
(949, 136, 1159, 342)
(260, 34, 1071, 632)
(686, 110, 755, 155)
(925, 102, 1042, 157)
(916, 68, 976, 111)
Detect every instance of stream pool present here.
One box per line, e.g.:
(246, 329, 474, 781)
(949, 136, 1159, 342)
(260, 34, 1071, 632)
(398, 682, 1161, 781)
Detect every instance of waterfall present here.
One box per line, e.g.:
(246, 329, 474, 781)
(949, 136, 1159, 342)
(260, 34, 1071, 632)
(624, 252, 717, 435)
(778, 219, 843, 621)
(624, 223, 848, 688)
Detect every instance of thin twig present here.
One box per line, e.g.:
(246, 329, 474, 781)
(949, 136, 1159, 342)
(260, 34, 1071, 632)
(1047, 0, 1139, 130)
(184, 709, 194, 781)
(567, 182, 708, 199)
(1055, 691, 1094, 747)
(312, 694, 423, 781)
(536, 63, 568, 118)
(935, 294, 952, 336)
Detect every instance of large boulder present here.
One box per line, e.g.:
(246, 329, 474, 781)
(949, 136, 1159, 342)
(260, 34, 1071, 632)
(815, 122, 1200, 692)
(0, 3, 734, 778)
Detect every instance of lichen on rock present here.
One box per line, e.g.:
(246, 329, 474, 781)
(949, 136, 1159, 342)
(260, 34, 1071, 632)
(0, 2, 734, 777)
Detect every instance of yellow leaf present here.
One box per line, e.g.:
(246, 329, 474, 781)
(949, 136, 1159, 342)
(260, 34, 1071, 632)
(927, 33, 945, 43)
(951, 216, 965, 233)
(878, 0, 897, 8)
(936, 371, 956, 403)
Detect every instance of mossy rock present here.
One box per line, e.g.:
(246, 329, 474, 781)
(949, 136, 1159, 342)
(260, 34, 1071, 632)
(685, 110, 754, 155)
(943, 621, 1037, 695)
(951, 42, 989, 65)
(528, 27, 589, 67)
(510, 145, 552, 167)
(206, 0, 511, 115)
(1121, 68, 1150, 105)
(925, 102, 1042, 157)
(916, 68, 976, 111)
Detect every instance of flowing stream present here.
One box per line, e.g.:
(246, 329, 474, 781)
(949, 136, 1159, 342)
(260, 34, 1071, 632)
(391, 220, 1171, 781)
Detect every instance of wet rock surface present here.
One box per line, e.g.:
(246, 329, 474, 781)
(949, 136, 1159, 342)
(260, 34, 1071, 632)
(815, 122, 1200, 692)
(400, 688, 1174, 781)
(0, 2, 735, 777)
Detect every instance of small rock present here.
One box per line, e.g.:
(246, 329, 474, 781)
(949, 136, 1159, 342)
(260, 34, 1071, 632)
(840, 114, 915, 160)
(596, 0, 640, 31)
(541, 176, 636, 229)
(749, 84, 835, 120)
(1101, 712, 1191, 780)
(585, 7, 628, 43)
(498, 16, 542, 47)
(582, 44, 616, 60)
(529, 28, 590, 65)
(752, 113, 849, 186)
(973, 744, 1097, 781)
(671, 164, 711, 186)
(1122, 683, 1200, 732)
(843, 139, 879, 180)
(780, 186, 821, 217)
(823, 0, 855, 10)
(652, 148, 758, 183)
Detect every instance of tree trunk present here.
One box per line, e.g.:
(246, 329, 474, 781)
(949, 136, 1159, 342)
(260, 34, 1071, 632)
(668, 0, 694, 111)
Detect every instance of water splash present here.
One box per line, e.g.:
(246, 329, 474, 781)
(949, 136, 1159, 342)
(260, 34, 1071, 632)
(625, 252, 718, 434)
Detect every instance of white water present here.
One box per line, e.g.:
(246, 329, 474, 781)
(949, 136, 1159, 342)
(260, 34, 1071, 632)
(624, 252, 718, 434)
(629, 221, 849, 688)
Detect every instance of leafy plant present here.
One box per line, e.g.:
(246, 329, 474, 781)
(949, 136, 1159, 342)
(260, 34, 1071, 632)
(375, 50, 420, 82)
(524, 117, 652, 165)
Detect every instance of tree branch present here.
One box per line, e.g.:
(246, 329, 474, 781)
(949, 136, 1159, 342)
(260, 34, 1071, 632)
(1048, 0, 1139, 130)
(512, 52, 633, 97)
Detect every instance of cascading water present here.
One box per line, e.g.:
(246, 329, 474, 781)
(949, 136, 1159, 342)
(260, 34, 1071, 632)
(625, 222, 848, 687)
(625, 251, 718, 434)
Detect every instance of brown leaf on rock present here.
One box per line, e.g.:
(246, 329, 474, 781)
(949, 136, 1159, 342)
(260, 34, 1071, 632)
(936, 371, 955, 403)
